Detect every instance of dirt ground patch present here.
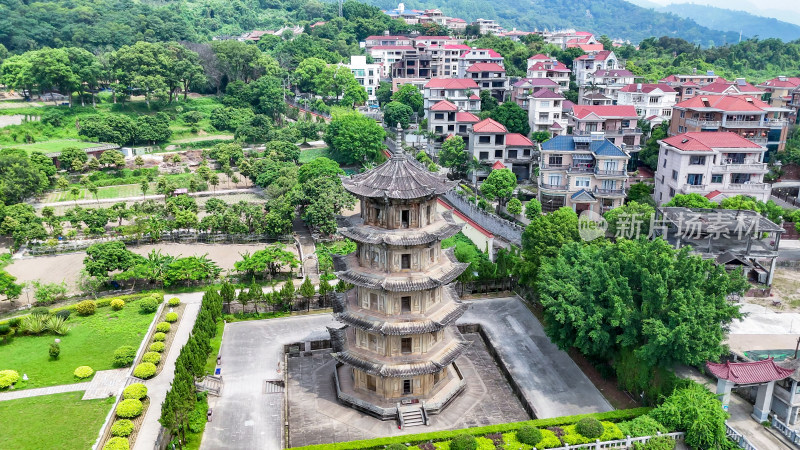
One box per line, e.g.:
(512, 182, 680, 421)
(5, 242, 298, 301)
(769, 268, 800, 309)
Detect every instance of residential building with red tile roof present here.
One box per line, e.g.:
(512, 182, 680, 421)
(573, 51, 621, 86)
(529, 89, 568, 135)
(364, 35, 414, 49)
(660, 71, 722, 102)
(510, 78, 561, 109)
(654, 131, 770, 205)
(469, 119, 538, 180)
(758, 76, 800, 109)
(525, 55, 571, 90)
(696, 79, 762, 97)
(579, 69, 637, 105)
(669, 94, 791, 156)
(465, 62, 508, 102)
(455, 48, 504, 79)
(616, 83, 678, 126)
(568, 105, 642, 165)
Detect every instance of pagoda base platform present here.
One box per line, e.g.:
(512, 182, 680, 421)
(333, 362, 466, 420)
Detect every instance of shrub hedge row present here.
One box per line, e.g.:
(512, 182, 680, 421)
(0, 292, 159, 328)
(291, 408, 651, 450)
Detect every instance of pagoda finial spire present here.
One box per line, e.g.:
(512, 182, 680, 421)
(395, 123, 403, 156)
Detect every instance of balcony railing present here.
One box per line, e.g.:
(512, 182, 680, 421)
(594, 168, 627, 177)
(574, 128, 641, 136)
(540, 182, 569, 191)
(746, 137, 768, 144)
(712, 161, 769, 172)
(567, 165, 595, 174)
(540, 163, 568, 170)
(681, 184, 707, 193)
(767, 118, 788, 126)
(685, 119, 721, 127)
(593, 186, 626, 196)
(727, 182, 770, 191)
(722, 120, 766, 128)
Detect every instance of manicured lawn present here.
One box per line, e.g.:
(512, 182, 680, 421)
(0, 305, 156, 389)
(45, 183, 149, 203)
(0, 391, 114, 450)
(298, 147, 331, 163)
(3, 139, 102, 155)
(204, 319, 225, 376)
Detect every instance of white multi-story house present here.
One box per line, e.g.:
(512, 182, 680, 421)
(455, 48, 504, 78)
(424, 44, 471, 77)
(539, 135, 630, 213)
(526, 54, 571, 90)
(510, 78, 561, 109)
(422, 78, 480, 116)
(427, 100, 480, 151)
(616, 83, 678, 126)
(528, 89, 567, 134)
(344, 56, 382, 102)
(369, 46, 415, 78)
(654, 132, 771, 205)
(580, 69, 636, 103)
(573, 50, 620, 86)
(469, 118, 537, 180)
(472, 18, 504, 35)
(364, 35, 413, 49)
(465, 63, 508, 102)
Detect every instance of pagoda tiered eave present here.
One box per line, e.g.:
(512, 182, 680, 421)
(340, 210, 463, 246)
(332, 247, 469, 292)
(341, 153, 460, 199)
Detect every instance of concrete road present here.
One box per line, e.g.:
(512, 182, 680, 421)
(201, 314, 336, 450)
(778, 240, 800, 262)
(458, 297, 613, 418)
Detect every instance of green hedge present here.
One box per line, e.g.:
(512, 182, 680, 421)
(0, 292, 160, 327)
(290, 408, 651, 449)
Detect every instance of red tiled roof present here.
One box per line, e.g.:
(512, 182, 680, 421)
(449, 18, 466, 23)
(550, 122, 563, 129)
(505, 133, 534, 146)
(570, 43, 604, 52)
(528, 61, 570, 73)
(706, 358, 794, 384)
(675, 95, 770, 112)
(662, 132, 763, 151)
(682, 81, 699, 87)
(469, 94, 480, 100)
(370, 45, 415, 50)
(532, 89, 564, 99)
(513, 78, 559, 87)
(415, 36, 453, 40)
(430, 100, 458, 111)
(699, 81, 762, 94)
(466, 62, 505, 72)
(660, 75, 678, 82)
(705, 190, 723, 199)
(571, 105, 638, 119)
(424, 78, 479, 89)
(444, 44, 471, 50)
(759, 77, 800, 88)
(456, 111, 480, 122)
(528, 53, 550, 60)
(619, 83, 676, 93)
(460, 49, 502, 58)
(576, 50, 613, 61)
(575, 31, 594, 36)
(473, 118, 507, 133)
(592, 69, 634, 78)
(366, 35, 408, 41)
(491, 160, 506, 170)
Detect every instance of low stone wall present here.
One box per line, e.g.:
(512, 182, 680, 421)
(443, 191, 524, 247)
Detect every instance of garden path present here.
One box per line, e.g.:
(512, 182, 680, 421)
(0, 381, 89, 402)
(133, 292, 203, 450)
(0, 368, 133, 403)
(293, 218, 319, 283)
(34, 187, 259, 208)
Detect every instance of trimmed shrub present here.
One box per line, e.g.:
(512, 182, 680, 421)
(156, 322, 171, 333)
(133, 362, 157, 379)
(153, 332, 166, 342)
(516, 426, 543, 446)
(8, 317, 21, 328)
(142, 351, 161, 365)
(0, 370, 20, 389)
(74, 366, 94, 379)
(113, 345, 137, 368)
(168, 297, 181, 306)
(30, 306, 50, 316)
(111, 299, 125, 310)
(634, 436, 676, 450)
(49, 342, 61, 359)
(111, 419, 135, 437)
(75, 300, 97, 316)
(116, 399, 144, 419)
(0, 324, 9, 335)
(122, 383, 148, 400)
(139, 297, 159, 314)
(576, 417, 604, 439)
(450, 434, 477, 450)
(55, 309, 71, 319)
(149, 342, 166, 353)
(165, 312, 178, 323)
(385, 445, 407, 450)
(103, 437, 130, 450)
(619, 415, 667, 438)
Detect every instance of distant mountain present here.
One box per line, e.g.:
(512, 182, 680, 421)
(366, 0, 740, 46)
(657, 3, 800, 41)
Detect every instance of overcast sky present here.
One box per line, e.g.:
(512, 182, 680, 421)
(643, 0, 800, 25)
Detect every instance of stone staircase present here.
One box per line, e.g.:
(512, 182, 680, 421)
(398, 406, 427, 429)
(195, 375, 224, 396)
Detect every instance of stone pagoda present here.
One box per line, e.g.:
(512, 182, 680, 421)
(328, 148, 470, 420)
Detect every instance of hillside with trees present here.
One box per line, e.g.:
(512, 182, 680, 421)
(659, 3, 800, 41)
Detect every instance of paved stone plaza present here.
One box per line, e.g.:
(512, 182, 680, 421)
(286, 333, 530, 447)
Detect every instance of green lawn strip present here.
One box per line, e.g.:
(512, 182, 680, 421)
(290, 408, 652, 449)
(182, 392, 210, 450)
(298, 147, 331, 163)
(203, 319, 225, 376)
(1, 139, 102, 155)
(0, 304, 156, 389)
(0, 391, 115, 450)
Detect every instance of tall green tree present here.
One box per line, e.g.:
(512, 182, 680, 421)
(489, 101, 530, 135)
(324, 110, 385, 164)
(480, 168, 517, 209)
(438, 135, 469, 177)
(383, 101, 413, 129)
(391, 84, 423, 114)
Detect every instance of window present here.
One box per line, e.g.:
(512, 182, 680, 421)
(401, 210, 409, 228)
(731, 173, 751, 184)
(575, 177, 590, 187)
(661, 175, 665, 183)
(523, 149, 531, 156)
(540, 101, 550, 107)
(435, 126, 443, 134)
(496, 135, 504, 145)
(548, 174, 562, 186)
(495, 149, 503, 158)
(687, 174, 703, 185)
(508, 150, 518, 159)
(479, 136, 491, 144)
(401, 338, 412, 354)
(548, 155, 563, 166)
(459, 125, 467, 133)
(680, 110, 685, 118)
(434, 113, 444, 120)
(711, 174, 723, 183)
(429, 248, 435, 262)
(447, 124, 454, 131)
(426, 205, 432, 223)
(401, 296, 411, 312)
(672, 170, 678, 181)
(401, 254, 411, 269)
(403, 379, 412, 395)
(479, 151, 489, 160)
(689, 155, 706, 165)
(367, 375, 377, 391)
(669, 187, 675, 197)
(663, 158, 667, 168)
(369, 293, 378, 310)
(539, 113, 549, 120)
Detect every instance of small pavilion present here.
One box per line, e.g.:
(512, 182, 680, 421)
(707, 358, 795, 422)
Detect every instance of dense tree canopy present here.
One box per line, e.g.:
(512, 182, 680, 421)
(324, 109, 385, 165)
